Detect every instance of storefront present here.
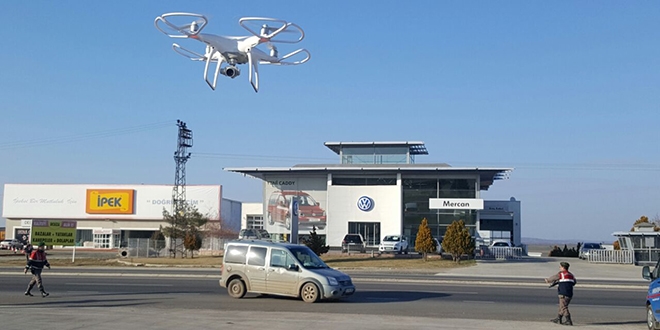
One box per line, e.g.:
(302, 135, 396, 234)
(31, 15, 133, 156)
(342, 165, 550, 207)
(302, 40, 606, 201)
(227, 141, 518, 248)
(2, 184, 239, 248)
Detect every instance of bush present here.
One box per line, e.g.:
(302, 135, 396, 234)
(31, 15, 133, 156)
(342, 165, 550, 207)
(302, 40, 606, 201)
(301, 226, 329, 256)
(548, 244, 578, 258)
(443, 220, 475, 263)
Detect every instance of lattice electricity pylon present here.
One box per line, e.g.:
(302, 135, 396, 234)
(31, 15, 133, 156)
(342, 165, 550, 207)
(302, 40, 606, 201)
(170, 119, 193, 257)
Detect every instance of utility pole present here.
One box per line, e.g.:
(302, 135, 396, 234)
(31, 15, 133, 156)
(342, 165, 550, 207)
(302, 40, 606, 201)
(170, 119, 193, 258)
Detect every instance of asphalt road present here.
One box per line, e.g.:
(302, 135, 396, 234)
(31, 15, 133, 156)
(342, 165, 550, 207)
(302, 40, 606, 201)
(0, 270, 647, 327)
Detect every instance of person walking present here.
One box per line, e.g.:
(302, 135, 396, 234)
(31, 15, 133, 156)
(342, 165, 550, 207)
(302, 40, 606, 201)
(545, 261, 576, 326)
(24, 241, 50, 297)
(22, 243, 33, 262)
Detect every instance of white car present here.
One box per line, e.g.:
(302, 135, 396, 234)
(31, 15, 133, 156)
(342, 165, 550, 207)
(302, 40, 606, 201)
(490, 239, 513, 247)
(379, 235, 409, 254)
(0, 239, 21, 250)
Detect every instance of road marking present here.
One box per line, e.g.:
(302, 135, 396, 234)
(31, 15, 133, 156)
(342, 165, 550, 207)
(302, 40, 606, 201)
(463, 300, 494, 304)
(65, 283, 173, 287)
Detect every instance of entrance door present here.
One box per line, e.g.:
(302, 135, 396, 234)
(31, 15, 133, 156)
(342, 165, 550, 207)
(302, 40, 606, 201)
(348, 222, 381, 246)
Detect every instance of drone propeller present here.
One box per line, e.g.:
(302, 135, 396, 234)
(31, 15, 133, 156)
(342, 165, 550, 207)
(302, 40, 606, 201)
(239, 17, 305, 43)
(155, 12, 208, 38)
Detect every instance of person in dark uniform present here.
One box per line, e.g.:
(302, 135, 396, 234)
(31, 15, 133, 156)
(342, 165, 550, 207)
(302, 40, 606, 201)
(545, 261, 576, 325)
(24, 241, 50, 297)
(22, 243, 33, 262)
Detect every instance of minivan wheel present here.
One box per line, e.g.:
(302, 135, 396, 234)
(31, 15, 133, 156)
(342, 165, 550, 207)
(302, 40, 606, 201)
(301, 283, 319, 303)
(267, 212, 274, 225)
(285, 216, 291, 230)
(228, 278, 246, 299)
(648, 305, 658, 330)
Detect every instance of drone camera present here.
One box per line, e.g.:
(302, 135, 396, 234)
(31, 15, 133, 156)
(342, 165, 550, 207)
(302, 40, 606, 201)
(221, 66, 241, 79)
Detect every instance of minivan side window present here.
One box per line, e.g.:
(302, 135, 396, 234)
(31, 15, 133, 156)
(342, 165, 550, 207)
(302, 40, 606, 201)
(225, 245, 248, 264)
(270, 248, 295, 268)
(247, 247, 267, 266)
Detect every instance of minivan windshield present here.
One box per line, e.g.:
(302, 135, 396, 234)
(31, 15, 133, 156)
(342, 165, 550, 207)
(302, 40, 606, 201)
(288, 246, 328, 269)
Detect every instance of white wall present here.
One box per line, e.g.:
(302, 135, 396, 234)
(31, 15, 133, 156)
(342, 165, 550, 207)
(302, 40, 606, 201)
(326, 185, 402, 247)
(241, 202, 264, 229)
(3, 184, 221, 220)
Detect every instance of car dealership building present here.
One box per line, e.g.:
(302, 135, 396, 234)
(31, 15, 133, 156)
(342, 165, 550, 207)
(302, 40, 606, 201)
(227, 141, 521, 249)
(2, 184, 241, 248)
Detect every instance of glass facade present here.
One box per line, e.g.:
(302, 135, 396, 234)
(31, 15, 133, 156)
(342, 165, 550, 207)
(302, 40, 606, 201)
(341, 146, 410, 164)
(402, 178, 477, 247)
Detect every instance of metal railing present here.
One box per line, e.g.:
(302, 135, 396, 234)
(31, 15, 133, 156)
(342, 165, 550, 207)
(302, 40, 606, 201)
(477, 246, 524, 260)
(588, 249, 634, 264)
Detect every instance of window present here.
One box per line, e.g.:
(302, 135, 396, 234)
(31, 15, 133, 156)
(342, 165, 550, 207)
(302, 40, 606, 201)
(247, 247, 267, 266)
(270, 248, 295, 268)
(247, 215, 264, 229)
(225, 245, 248, 264)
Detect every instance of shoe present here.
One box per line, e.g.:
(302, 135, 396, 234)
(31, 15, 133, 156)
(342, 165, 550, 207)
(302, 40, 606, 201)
(24, 291, 33, 296)
(563, 315, 573, 326)
(41, 292, 49, 297)
(551, 315, 563, 324)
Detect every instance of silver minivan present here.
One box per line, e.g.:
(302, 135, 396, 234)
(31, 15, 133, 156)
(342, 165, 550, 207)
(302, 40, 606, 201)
(219, 240, 355, 303)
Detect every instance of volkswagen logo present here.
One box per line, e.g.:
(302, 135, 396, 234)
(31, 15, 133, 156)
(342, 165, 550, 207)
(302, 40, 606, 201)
(357, 196, 374, 212)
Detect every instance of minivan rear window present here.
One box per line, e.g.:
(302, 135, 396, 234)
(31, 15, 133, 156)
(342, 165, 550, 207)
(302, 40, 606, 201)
(225, 245, 248, 264)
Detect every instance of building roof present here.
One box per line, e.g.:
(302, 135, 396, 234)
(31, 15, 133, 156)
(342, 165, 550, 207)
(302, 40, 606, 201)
(225, 164, 512, 190)
(324, 141, 429, 155)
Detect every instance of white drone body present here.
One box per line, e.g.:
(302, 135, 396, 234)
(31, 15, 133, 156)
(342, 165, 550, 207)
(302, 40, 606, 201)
(155, 12, 310, 92)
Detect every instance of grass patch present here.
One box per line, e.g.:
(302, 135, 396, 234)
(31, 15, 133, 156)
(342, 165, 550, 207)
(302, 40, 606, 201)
(323, 255, 475, 269)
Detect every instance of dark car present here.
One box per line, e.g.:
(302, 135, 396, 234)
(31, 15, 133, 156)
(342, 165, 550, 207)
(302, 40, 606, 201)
(579, 242, 603, 260)
(341, 234, 366, 253)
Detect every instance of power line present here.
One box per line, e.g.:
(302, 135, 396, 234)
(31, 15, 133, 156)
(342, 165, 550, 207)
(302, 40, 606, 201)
(192, 152, 335, 163)
(0, 121, 174, 150)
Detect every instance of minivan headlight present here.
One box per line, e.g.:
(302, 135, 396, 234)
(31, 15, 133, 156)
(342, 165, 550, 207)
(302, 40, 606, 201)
(327, 277, 339, 286)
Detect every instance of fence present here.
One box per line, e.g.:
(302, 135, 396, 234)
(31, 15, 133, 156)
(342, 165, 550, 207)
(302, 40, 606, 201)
(119, 237, 232, 258)
(477, 246, 524, 260)
(588, 249, 634, 264)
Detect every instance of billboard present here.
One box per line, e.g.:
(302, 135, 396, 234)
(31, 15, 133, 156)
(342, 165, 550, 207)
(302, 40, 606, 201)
(263, 176, 327, 237)
(31, 220, 77, 246)
(86, 189, 135, 214)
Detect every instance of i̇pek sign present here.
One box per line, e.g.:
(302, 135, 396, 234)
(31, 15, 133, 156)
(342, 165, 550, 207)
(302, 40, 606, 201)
(429, 198, 484, 210)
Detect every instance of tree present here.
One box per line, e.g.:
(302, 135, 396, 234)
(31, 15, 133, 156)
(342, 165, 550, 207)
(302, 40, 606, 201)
(183, 229, 203, 258)
(443, 219, 475, 263)
(630, 215, 660, 231)
(415, 218, 436, 261)
(150, 227, 167, 252)
(613, 240, 620, 250)
(162, 204, 209, 258)
(301, 226, 329, 256)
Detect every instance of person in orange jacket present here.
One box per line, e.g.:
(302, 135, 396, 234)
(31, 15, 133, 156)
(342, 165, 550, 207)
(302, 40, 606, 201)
(24, 241, 50, 297)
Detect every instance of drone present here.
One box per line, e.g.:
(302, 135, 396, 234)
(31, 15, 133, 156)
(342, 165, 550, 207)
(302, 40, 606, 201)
(154, 12, 311, 92)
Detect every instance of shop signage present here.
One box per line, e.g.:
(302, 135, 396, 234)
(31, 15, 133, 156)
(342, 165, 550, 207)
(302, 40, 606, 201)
(86, 189, 135, 214)
(429, 198, 484, 210)
(31, 220, 77, 246)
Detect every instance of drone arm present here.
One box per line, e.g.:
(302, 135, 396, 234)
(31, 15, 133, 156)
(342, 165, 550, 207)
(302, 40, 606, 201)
(260, 48, 311, 65)
(172, 43, 206, 61)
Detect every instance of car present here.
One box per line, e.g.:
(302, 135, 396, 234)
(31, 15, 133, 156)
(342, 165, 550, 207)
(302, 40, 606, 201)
(642, 260, 660, 329)
(341, 234, 366, 253)
(378, 235, 409, 254)
(257, 229, 272, 242)
(489, 239, 513, 248)
(0, 239, 22, 250)
(220, 240, 355, 303)
(267, 190, 327, 230)
(579, 242, 603, 260)
(238, 228, 262, 240)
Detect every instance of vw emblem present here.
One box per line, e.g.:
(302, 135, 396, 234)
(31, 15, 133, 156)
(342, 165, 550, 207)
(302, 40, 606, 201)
(357, 196, 374, 212)
(292, 200, 299, 216)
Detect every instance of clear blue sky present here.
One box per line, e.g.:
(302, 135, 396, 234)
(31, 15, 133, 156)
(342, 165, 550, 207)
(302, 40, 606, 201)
(1, 2, 658, 242)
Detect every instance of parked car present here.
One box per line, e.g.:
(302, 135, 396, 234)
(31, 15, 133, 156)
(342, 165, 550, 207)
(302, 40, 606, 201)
(220, 240, 355, 303)
(433, 238, 443, 254)
(341, 234, 366, 253)
(267, 190, 327, 230)
(238, 228, 262, 240)
(257, 229, 272, 242)
(378, 235, 409, 254)
(0, 239, 21, 250)
(642, 259, 660, 329)
(489, 239, 513, 248)
(579, 242, 603, 260)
